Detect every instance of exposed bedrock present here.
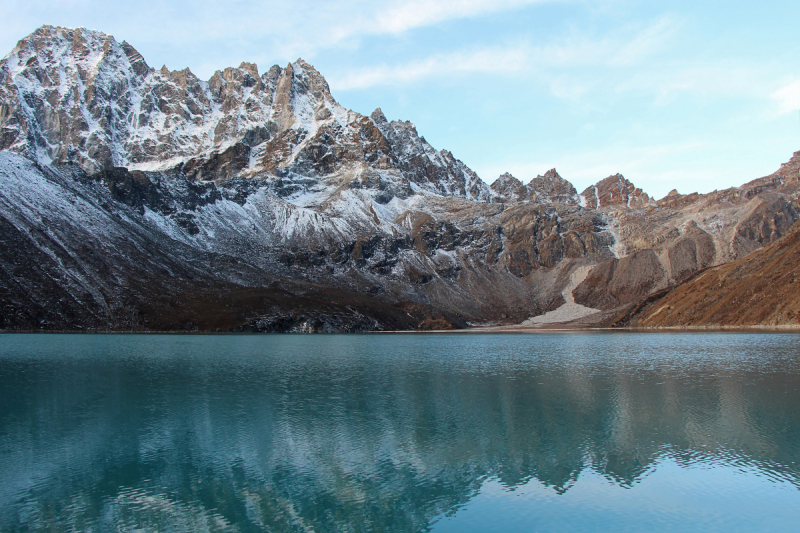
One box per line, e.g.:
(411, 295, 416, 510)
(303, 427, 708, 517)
(573, 250, 667, 311)
(625, 221, 800, 328)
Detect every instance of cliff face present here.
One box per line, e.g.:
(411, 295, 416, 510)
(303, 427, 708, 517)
(1, 25, 799, 331)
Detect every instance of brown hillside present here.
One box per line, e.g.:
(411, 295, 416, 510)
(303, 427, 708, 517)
(630, 221, 800, 327)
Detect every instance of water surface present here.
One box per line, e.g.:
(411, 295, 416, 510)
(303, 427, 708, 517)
(0, 333, 799, 531)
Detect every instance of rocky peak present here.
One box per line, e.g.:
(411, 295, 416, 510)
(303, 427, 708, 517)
(0, 25, 153, 170)
(774, 150, 800, 182)
(0, 26, 352, 174)
(119, 40, 150, 76)
(527, 168, 580, 205)
(581, 173, 652, 210)
(292, 59, 334, 99)
(238, 62, 259, 81)
(370, 108, 388, 126)
(361, 113, 491, 201)
(491, 172, 528, 202)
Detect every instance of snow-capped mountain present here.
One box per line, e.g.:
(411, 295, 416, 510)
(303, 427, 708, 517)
(1, 25, 799, 331)
(0, 25, 490, 202)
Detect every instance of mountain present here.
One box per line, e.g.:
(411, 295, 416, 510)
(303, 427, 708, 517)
(1, 25, 799, 331)
(0, 25, 489, 200)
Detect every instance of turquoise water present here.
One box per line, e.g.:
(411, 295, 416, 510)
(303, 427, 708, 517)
(0, 332, 799, 532)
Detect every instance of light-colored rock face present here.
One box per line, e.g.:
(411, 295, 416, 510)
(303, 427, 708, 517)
(631, 220, 800, 327)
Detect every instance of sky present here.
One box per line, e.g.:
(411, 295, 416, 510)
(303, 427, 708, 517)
(2, 0, 800, 199)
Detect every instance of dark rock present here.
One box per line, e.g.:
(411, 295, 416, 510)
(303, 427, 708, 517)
(574, 249, 667, 310)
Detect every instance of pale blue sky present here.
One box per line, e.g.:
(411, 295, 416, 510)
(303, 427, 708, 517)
(2, 0, 800, 198)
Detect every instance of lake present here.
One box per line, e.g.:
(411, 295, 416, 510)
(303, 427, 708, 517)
(0, 332, 799, 531)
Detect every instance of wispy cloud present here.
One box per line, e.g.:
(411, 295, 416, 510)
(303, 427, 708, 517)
(771, 80, 800, 115)
(329, 16, 681, 92)
(329, 10, 797, 125)
(371, 0, 551, 35)
(329, 43, 531, 90)
(615, 62, 782, 107)
(607, 16, 679, 66)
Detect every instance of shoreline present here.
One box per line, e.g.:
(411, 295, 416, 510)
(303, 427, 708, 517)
(385, 324, 800, 334)
(2, 324, 800, 335)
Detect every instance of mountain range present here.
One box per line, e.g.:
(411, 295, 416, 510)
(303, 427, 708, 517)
(1, 25, 798, 331)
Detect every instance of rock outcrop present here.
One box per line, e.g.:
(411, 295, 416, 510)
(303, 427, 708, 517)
(491, 172, 528, 202)
(491, 168, 580, 205)
(580, 174, 653, 209)
(528, 169, 580, 205)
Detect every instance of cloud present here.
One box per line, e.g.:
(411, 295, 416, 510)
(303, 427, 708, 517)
(372, 0, 548, 34)
(326, 11, 794, 120)
(523, 15, 681, 68)
(329, 43, 531, 90)
(327, 11, 788, 116)
(614, 62, 782, 108)
(771, 80, 800, 115)
(608, 16, 680, 66)
(329, 16, 681, 92)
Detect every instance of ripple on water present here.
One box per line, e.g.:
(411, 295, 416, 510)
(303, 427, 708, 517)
(0, 332, 799, 531)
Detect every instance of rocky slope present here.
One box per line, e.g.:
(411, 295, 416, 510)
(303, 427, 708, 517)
(566, 152, 800, 323)
(1, 25, 799, 331)
(619, 220, 800, 328)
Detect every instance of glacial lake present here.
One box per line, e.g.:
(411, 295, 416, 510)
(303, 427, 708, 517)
(1, 333, 799, 532)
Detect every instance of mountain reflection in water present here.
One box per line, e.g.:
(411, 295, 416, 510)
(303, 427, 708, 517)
(0, 333, 799, 531)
